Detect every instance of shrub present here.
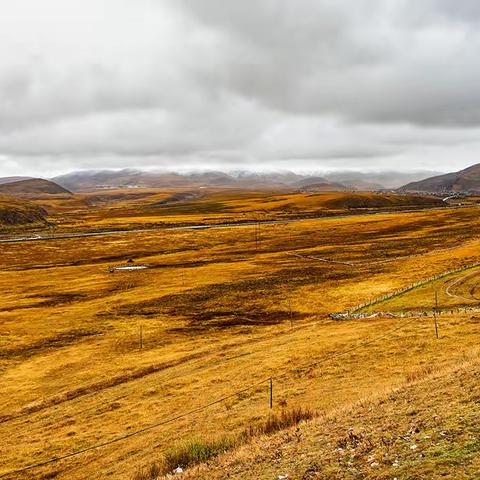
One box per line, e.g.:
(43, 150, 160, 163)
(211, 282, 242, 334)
(242, 406, 315, 439)
(133, 406, 315, 478)
(162, 437, 236, 473)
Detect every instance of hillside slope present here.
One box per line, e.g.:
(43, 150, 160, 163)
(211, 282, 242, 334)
(401, 163, 480, 193)
(182, 354, 480, 480)
(0, 178, 71, 196)
(319, 192, 444, 209)
(0, 195, 48, 226)
(0, 176, 33, 185)
(326, 171, 441, 190)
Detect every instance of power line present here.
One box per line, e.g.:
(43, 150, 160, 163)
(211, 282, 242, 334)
(308, 315, 421, 369)
(0, 315, 423, 477)
(0, 378, 270, 479)
(0, 349, 256, 426)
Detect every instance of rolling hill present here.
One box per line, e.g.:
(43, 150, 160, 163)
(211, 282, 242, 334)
(52, 169, 189, 191)
(0, 178, 72, 196)
(319, 192, 444, 209)
(0, 195, 48, 226)
(400, 163, 480, 193)
(0, 176, 33, 185)
(297, 180, 349, 192)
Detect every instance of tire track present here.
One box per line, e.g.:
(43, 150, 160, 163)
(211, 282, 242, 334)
(445, 269, 480, 302)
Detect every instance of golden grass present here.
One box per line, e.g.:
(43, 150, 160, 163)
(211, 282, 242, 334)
(181, 351, 480, 479)
(21, 188, 444, 232)
(0, 193, 479, 479)
(135, 407, 315, 477)
(361, 264, 480, 314)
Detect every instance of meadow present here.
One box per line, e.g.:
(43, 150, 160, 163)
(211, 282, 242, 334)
(0, 190, 479, 479)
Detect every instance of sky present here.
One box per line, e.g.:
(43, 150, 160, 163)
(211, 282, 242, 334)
(1, 0, 480, 177)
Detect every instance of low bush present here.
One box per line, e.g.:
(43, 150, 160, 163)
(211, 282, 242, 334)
(241, 406, 315, 439)
(162, 437, 236, 473)
(133, 406, 315, 478)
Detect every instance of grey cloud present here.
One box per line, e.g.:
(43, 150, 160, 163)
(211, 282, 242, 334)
(179, 0, 480, 126)
(1, 0, 480, 176)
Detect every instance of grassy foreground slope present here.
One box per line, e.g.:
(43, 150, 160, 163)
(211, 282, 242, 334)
(183, 352, 480, 480)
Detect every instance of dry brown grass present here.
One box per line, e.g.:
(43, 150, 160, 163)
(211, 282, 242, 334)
(0, 191, 479, 479)
(241, 406, 315, 439)
(181, 352, 480, 480)
(25, 188, 444, 232)
(134, 407, 315, 478)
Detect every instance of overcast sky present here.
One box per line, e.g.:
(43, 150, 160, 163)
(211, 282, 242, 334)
(1, 0, 480, 177)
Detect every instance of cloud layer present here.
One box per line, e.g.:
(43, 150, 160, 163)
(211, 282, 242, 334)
(1, 0, 480, 176)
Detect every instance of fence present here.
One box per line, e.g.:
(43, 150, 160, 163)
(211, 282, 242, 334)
(330, 261, 480, 320)
(333, 305, 480, 320)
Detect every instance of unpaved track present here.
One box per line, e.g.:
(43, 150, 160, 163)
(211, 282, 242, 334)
(445, 268, 480, 301)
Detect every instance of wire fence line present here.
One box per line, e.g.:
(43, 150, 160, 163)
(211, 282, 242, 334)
(6, 239, 479, 476)
(331, 261, 480, 320)
(288, 240, 477, 268)
(0, 349, 256, 427)
(2, 209, 480, 477)
(0, 313, 426, 478)
(3, 263, 479, 475)
(336, 305, 480, 320)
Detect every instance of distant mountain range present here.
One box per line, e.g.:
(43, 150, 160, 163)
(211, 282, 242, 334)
(0, 168, 449, 196)
(323, 171, 439, 190)
(51, 169, 342, 191)
(50, 169, 440, 192)
(400, 163, 480, 193)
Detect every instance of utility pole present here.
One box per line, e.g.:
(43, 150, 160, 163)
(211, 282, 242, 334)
(433, 291, 439, 339)
(269, 377, 273, 409)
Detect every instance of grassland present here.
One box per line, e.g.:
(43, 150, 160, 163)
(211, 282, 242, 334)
(0, 191, 478, 479)
(16, 189, 445, 233)
(183, 350, 480, 479)
(359, 264, 480, 315)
